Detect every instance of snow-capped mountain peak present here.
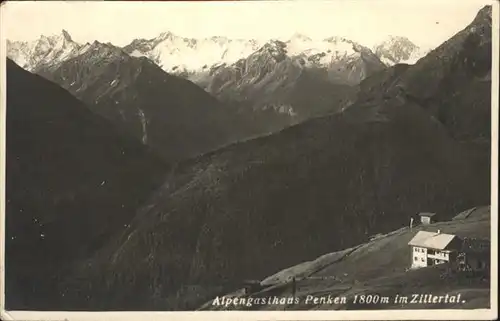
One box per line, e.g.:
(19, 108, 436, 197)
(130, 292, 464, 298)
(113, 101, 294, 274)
(122, 31, 386, 86)
(373, 36, 427, 66)
(123, 32, 264, 74)
(7, 30, 82, 71)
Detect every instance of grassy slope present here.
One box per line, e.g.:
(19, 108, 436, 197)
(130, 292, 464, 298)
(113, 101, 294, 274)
(201, 206, 490, 310)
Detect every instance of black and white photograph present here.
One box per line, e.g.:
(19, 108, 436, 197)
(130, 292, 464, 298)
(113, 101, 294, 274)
(0, 0, 497, 320)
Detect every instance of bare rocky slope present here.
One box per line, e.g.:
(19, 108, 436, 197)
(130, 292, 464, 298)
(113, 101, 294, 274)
(203, 39, 378, 121)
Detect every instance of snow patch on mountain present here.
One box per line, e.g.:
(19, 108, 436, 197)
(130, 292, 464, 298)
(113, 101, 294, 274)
(138, 108, 148, 144)
(123, 32, 265, 74)
(287, 35, 359, 65)
(123, 31, 384, 77)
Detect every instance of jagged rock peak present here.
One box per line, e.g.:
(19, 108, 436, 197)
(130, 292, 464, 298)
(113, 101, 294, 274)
(158, 31, 176, 41)
(261, 39, 287, 50)
(85, 40, 127, 59)
(61, 29, 72, 42)
(38, 30, 74, 44)
(258, 40, 288, 59)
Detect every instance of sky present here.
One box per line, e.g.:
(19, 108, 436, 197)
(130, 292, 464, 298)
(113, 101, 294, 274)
(1, 0, 493, 50)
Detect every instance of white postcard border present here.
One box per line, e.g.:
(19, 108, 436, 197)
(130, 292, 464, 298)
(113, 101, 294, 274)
(0, 1, 497, 320)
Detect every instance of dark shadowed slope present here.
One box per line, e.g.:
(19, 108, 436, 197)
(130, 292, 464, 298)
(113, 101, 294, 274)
(357, 5, 492, 145)
(5, 59, 168, 309)
(62, 92, 489, 310)
(406, 7, 491, 145)
(35, 41, 264, 163)
(352, 5, 492, 203)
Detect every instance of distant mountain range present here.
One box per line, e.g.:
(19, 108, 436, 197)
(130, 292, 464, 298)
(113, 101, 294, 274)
(6, 30, 424, 156)
(8, 30, 425, 78)
(123, 32, 389, 86)
(9, 31, 414, 159)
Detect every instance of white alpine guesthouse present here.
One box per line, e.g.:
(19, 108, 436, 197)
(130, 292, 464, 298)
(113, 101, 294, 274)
(408, 230, 461, 269)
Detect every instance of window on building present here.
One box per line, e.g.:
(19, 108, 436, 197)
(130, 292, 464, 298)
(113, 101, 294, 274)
(421, 258, 425, 262)
(414, 257, 418, 261)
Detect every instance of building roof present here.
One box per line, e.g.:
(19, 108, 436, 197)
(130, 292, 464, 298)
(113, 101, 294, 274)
(419, 212, 436, 217)
(408, 231, 456, 250)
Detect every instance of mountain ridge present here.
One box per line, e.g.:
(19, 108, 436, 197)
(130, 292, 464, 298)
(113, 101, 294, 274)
(123, 32, 388, 87)
(35, 40, 270, 163)
(8, 30, 425, 82)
